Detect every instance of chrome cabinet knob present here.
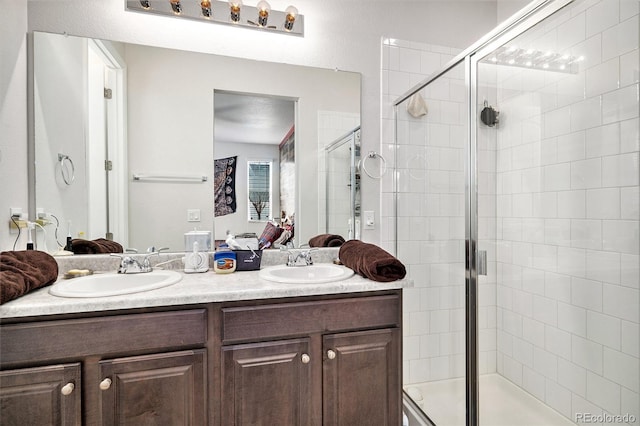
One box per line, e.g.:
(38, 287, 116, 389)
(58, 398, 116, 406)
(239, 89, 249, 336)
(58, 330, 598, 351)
(301, 353, 311, 364)
(99, 378, 112, 390)
(327, 349, 336, 360)
(61, 382, 74, 396)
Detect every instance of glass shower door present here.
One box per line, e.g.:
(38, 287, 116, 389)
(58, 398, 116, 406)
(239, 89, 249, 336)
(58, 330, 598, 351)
(397, 60, 469, 425)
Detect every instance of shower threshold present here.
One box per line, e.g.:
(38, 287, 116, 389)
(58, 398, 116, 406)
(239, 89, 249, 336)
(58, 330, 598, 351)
(404, 373, 576, 426)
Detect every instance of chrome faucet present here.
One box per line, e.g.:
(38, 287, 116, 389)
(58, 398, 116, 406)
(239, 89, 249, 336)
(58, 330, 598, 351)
(286, 249, 315, 267)
(111, 252, 159, 274)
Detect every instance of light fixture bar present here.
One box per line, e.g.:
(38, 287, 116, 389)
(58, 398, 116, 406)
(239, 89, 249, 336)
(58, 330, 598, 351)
(126, 0, 304, 36)
(482, 46, 581, 74)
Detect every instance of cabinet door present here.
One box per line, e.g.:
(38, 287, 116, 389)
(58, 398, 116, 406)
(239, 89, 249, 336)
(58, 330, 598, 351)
(99, 349, 206, 425)
(0, 363, 81, 426)
(323, 328, 401, 426)
(221, 338, 312, 426)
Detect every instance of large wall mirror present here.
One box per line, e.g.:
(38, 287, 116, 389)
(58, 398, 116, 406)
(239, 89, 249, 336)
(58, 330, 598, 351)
(30, 31, 361, 253)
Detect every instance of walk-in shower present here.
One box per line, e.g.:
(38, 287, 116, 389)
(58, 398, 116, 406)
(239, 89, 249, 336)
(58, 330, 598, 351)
(393, 0, 639, 424)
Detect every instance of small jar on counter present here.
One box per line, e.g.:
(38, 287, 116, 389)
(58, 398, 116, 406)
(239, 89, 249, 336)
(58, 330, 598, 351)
(213, 243, 236, 274)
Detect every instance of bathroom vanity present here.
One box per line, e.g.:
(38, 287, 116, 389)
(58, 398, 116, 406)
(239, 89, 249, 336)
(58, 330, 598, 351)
(0, 266, 405, 425)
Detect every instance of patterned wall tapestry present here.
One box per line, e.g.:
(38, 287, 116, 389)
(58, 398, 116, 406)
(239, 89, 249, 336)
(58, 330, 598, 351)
(214, 156, 237, 217)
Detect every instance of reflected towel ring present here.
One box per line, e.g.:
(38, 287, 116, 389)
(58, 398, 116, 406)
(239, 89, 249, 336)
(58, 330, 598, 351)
(58, 153, 75, 186)
(359, 151, 387, 179)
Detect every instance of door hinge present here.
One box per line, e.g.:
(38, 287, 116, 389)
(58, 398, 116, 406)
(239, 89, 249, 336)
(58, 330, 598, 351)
(104, 88, 112, 99)
(105, 160, 113, 171)
(477, 250, 487, 276)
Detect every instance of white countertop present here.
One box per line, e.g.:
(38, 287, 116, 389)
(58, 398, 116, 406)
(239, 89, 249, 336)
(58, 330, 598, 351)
(0, 268, 411, 319)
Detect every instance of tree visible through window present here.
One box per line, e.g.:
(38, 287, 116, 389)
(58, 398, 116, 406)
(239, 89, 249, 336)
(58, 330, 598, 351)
(248, 161, 272, 221)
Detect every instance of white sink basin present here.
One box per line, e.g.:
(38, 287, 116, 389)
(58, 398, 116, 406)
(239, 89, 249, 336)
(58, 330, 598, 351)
(259, 264, 354, 284)
(49, 270, 182, 298)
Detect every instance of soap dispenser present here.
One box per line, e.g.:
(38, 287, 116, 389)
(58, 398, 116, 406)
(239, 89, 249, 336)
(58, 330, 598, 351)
(183, 241, 209, 273)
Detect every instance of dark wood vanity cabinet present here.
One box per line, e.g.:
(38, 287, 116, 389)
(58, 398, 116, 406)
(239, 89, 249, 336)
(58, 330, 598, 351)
(0, 290, 402, 426)
(220, 291, 402, 426)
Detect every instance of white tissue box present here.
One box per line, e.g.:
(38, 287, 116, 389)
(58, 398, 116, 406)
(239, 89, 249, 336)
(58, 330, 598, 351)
(184, 230, 212, 252)
(234, 237, 259, 250)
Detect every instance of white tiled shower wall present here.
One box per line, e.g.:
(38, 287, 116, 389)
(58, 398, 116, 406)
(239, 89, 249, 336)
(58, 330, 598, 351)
(491, 0, 639, 422)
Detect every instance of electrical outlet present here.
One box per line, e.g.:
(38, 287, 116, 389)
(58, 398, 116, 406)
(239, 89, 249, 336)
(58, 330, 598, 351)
(364, 210, 375, 230)
(187, 209, 201, 222)
(9, 208, 26, 234)
(9, 219, 28, 229)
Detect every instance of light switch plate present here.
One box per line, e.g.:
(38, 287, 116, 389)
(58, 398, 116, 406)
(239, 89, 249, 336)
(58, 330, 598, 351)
(187, 209, 201, 222)
(364, 210, 375, 230)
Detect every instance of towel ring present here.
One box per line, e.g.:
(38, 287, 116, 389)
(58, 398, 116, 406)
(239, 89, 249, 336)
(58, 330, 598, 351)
(359, 151, 387, 179)
(58, 153, 75, 186)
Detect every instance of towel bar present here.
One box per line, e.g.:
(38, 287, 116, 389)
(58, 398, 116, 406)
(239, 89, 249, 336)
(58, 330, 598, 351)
(358, 151, 387, 179)
(132, 174, 208, 183)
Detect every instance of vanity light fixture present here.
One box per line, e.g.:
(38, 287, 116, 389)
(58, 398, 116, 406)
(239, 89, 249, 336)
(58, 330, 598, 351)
(170, 0, 181, 13)
(126, 0, 304, 36)
(229, 0, 242, 22)
(201, 0, 212, 17)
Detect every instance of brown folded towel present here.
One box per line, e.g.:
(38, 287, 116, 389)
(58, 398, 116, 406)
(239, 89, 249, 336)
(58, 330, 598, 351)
(309, 234, 346, 248)
(339, 240, 406, 282)
(1, 250, 59, 304)
(71, 238, 123, 254)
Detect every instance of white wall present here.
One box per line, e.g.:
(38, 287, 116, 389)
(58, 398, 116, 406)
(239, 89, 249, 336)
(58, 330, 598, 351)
(497, 0, 533, 22)
(0, 0, 28, 251)
(0, 0, 500, 252)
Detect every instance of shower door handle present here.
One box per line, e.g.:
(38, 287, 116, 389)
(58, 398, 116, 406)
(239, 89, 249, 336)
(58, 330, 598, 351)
(477, 250, 487, 276)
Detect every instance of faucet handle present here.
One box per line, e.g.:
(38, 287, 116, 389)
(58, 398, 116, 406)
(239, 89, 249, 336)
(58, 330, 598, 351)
(302, 250, 314, 265)
(141, 252, 160, 269)
(147, 246, 169, 253)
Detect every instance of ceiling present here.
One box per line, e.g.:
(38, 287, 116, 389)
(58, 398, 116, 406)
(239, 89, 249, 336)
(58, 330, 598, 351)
(214, 92, 295, 145)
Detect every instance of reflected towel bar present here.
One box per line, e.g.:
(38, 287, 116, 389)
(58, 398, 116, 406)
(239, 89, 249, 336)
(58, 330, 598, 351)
(58, 153, 75, 185)
(132, 174, 208, 183)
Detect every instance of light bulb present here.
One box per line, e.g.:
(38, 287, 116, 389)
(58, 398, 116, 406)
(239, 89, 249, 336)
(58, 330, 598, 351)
(229, 0, 242, 22)
(257, 0, 270, 26)
(284, 5, 297, 31)
(201, 0, 212, 17)
(170, 0, 181, 14)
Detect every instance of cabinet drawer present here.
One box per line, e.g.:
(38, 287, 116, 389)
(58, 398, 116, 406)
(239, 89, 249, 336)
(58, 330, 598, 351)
(222, 294, 400, 343)
(1, 309, 207, 366)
